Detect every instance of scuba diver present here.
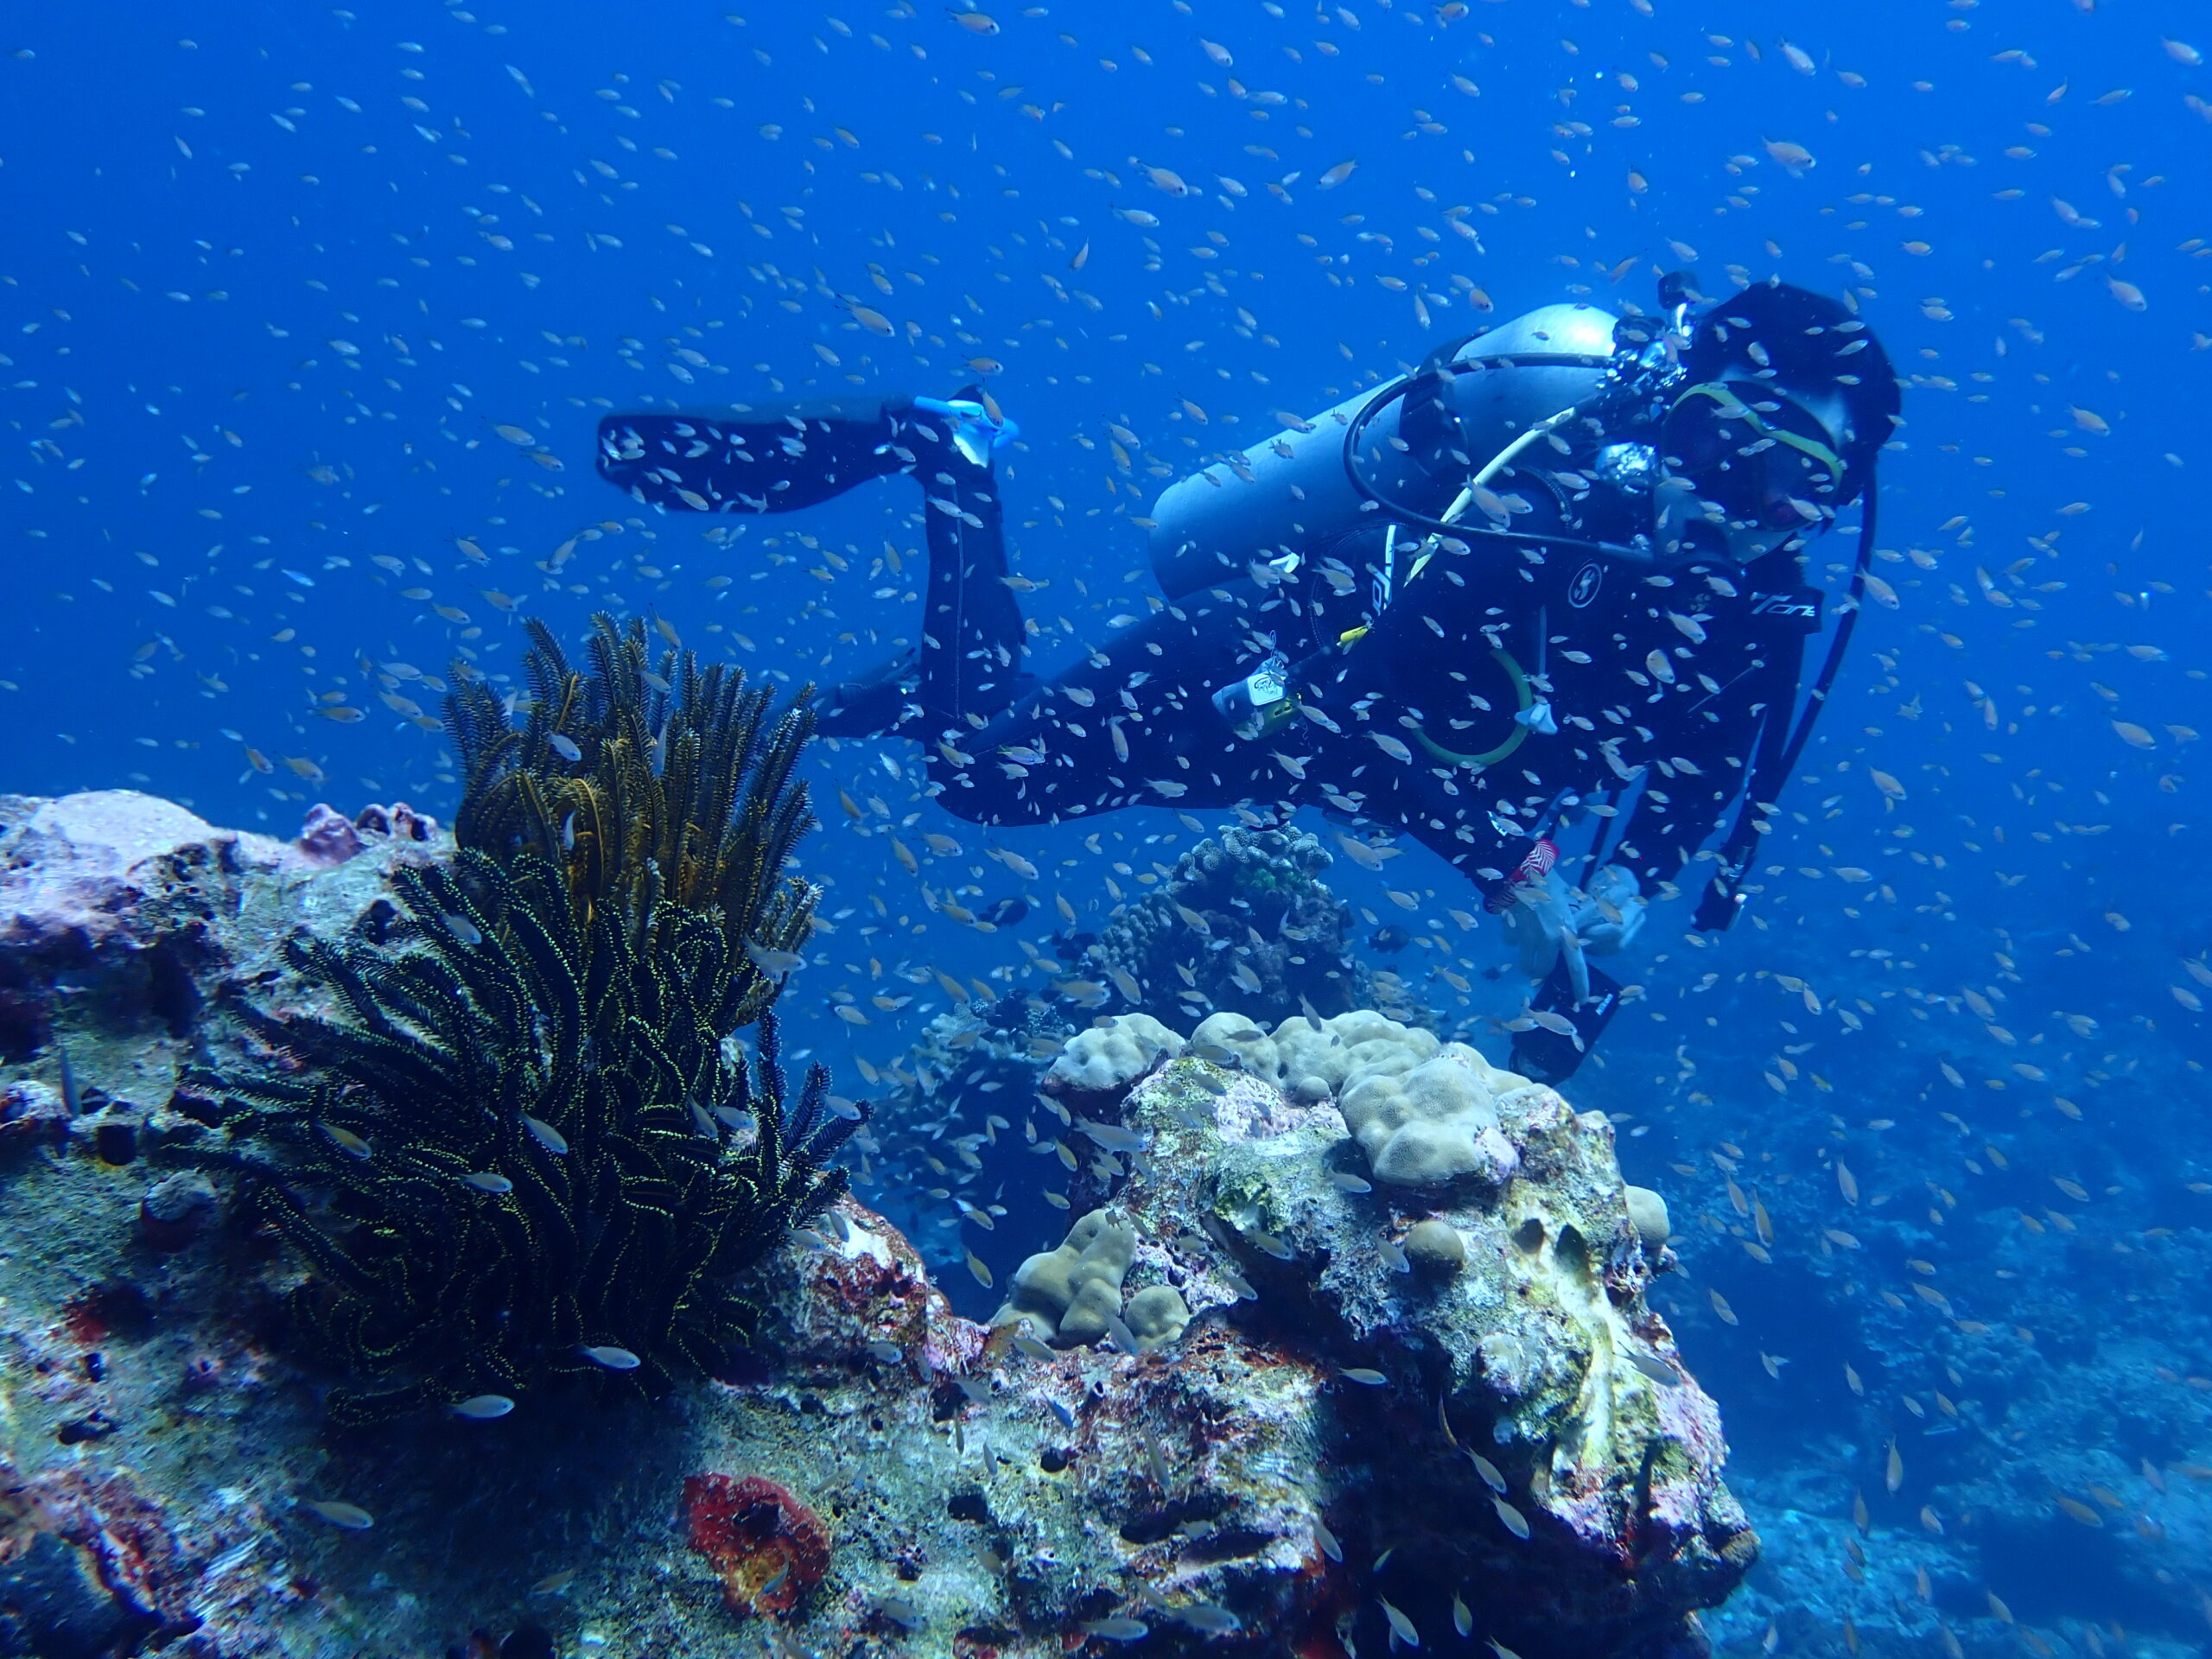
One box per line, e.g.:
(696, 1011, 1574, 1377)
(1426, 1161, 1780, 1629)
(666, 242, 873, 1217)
(596, 275, 1900, 1083)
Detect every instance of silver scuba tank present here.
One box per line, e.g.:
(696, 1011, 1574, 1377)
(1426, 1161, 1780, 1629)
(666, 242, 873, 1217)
(1147, 302, 1625, 600)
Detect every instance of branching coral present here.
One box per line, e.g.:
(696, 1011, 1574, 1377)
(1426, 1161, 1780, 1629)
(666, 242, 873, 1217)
(213, 853, 858, 1424)
(447, 613, 816, 1027)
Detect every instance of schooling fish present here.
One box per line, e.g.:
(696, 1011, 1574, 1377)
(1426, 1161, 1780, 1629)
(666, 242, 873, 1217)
(580, 1344, 641, 1371)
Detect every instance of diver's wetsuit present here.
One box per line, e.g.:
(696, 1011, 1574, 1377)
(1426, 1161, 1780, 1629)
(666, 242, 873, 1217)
(596, 399, 1822, 906)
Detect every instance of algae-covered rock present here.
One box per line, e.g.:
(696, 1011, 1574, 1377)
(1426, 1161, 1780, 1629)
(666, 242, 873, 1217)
(1100, 1009, 1755, 1657)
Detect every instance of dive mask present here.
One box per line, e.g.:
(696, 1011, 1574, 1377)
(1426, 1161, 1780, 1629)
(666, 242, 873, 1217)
(1662, 381, 1847, 534)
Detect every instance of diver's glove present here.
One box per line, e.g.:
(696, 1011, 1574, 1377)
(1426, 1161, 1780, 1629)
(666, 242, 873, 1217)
(908, 395, 1020, 467)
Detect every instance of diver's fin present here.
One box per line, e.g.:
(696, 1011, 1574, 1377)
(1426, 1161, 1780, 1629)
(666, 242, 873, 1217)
(1508, 961, 1622, 1085)
(595, 401, 910, 514)
(812, 652, 921, 740)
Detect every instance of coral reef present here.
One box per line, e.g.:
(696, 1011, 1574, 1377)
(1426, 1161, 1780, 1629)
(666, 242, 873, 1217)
(1044, 1013, 1179, 1099)
(1077, 824, 1384, 1028)
(1284, 1010, 1523, 1187)
(991, 1208, 1138, 1347)
(0, 790, 1752, 1657)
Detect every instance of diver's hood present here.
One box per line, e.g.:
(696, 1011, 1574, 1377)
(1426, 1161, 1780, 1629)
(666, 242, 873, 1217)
(1656, 280, 1901, 566)
(1685, 281, 1899, 495)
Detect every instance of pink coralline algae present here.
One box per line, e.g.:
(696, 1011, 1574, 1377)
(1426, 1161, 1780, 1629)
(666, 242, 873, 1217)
(681, 1473, 831, 1619)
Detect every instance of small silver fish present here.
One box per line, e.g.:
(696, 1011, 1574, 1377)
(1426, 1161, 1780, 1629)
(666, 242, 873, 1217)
(1222, 1273, 1258, 1300)
(321, 1122, 372, 1160)
(1493, 1495, 1531, 1539)
(1046, 1396, 1077, 1429)
(1187, 1042, 1240, 1067)
(689, 1101, 718, 1139)
(866, 1340, 902, 1363)
(580, 1344, 640, 1371)
(745, 943, 805, 977)
(1379, 1239, 1411, 1274)
(547, 734, 583, 763)
(452, 1394, 515, 1419)
(1327, 1170, 1373, 1194)
(1453, 1591, 1474, 1637)
(56, 1042, 79, 1115)
(1081, 1618, 1149, 1642)
(1249, 1230, 1294, 1262)
(462, 1171, 513, 1194)
(1625, 1350, 1683, 1388)
(1469, 1450, 1509, 1494)
(1075, 1118, 1144, 1153)
(1012, 1332, 1056, 1363)
(522, 1115, 569, 1154)
(560, 811, 576, 852)
(1382, 1598, 1421, 1648)
(876, 1597, 924, 1631)
(442, 912, 482, 947)
(1176, 1604, 1243, 1635)
(1313, 1515, 1344, 1563)
(301, 1498, 374, 1530)
(1339, 1366, 1388, 1387)
(531, 1568, 578, 1598)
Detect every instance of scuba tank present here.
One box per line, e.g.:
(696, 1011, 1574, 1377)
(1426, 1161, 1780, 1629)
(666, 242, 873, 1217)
(1146, 302, 1630, 600)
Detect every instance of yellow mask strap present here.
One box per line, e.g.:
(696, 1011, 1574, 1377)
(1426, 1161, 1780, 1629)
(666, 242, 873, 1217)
(1675, 382, 1844, 487)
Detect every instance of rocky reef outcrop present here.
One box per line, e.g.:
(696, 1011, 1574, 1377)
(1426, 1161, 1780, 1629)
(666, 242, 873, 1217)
(0, 791, 1752, 1657)
(1078, 823, 1399, 1030)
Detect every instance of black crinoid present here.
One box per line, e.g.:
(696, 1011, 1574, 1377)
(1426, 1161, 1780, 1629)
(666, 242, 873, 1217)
(206, 615, 862, 1425)
(448, 612, 817, 1020)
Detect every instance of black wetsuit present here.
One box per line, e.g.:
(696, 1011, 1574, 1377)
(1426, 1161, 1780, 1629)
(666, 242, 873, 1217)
(595, 398, 1827, 906)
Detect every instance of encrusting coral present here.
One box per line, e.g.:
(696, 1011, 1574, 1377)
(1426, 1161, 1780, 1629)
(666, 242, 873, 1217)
(188, 614, 860, 1424)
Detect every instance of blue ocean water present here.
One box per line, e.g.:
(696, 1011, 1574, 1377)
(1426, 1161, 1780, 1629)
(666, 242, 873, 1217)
(3, 0, 2209, 1650)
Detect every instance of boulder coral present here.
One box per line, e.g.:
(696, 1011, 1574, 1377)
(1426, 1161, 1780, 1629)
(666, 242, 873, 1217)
(991, 1208, 1137, 1345)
